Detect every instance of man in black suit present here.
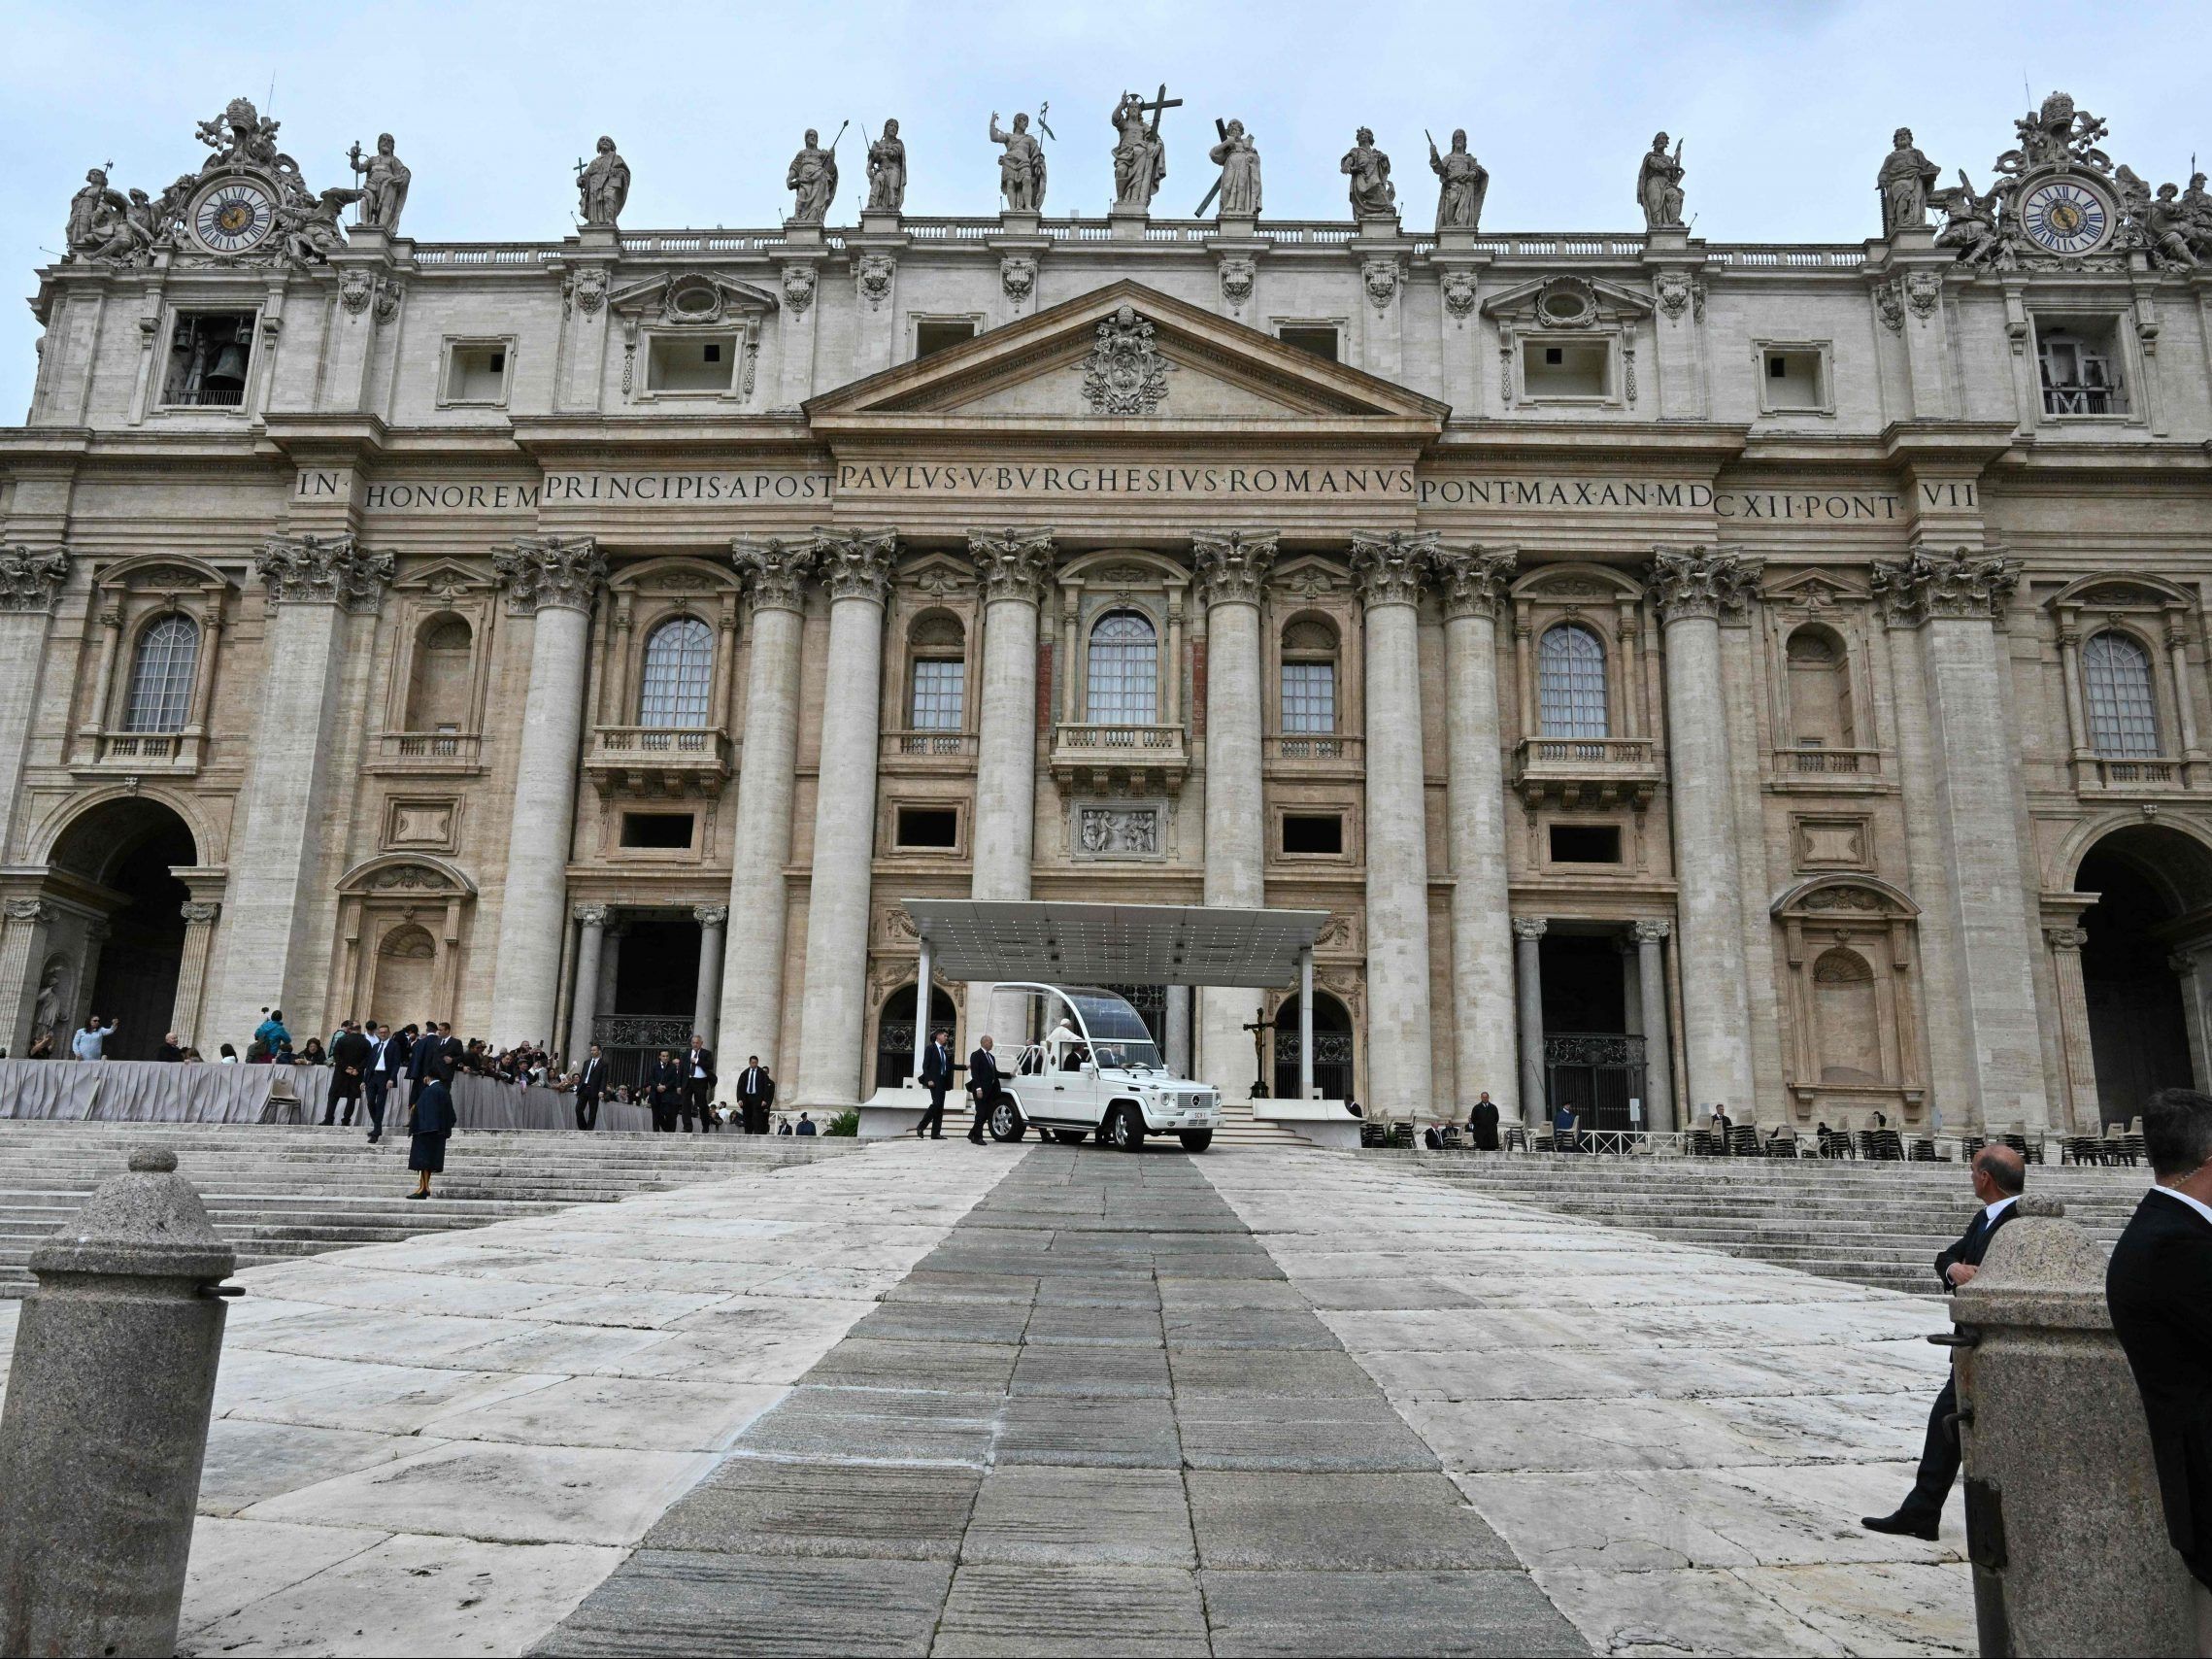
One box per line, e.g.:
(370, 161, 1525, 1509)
(2107, 1086, 2212, 1625)
(363, 1022, 404, 1143)
(1863, 1142, 2027, 1540)
(574, 1043, 608, 1131)
(734, 1056, 775, 1135)
(432, 1021, 465, 1086)
(648, 1048, 684, 1133)
(683, 1033, 717, 1133)
(916, 1028, 955, 1139)
(324, 1020, 373, 1127)
(1470, 1091, 1501, 1151)
(966, 1034, 1002, 1145)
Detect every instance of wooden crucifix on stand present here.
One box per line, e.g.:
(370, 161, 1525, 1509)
(1242, 1005, 1275, 1100)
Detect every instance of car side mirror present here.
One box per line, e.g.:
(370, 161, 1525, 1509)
(1083, 1063, 1098, 1077)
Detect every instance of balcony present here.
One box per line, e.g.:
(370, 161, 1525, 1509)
(1265, 732, 1365, 772)
(74, 728, 203, 777)
(1050, 723, 1190, 796)
(584, 726, 733, 797)
(881, 728, 979, 763)
(365, 729, 486, 775)
(1769, 745, 1886, 793)
(1512, 736, 1661, 808)
(2077, 754, 2202, 796)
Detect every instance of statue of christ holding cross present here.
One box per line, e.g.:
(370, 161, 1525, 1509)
(1111, 85, 1179, 212)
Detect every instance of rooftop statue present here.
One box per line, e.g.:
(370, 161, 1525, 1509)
(1429, 128, 1489, 231)
(787, 125, 842, 225)
(1111, 89, 1169, 212)
(1637, 132, 1686, 228)
(865, 119, 906, 213)
(1341, 127, 1395, 219)
(1877, 127, 1939, 235)
(348, 132, 411, 231)
(1934, 171, 2006, 267)
(1207, 120, 1261, 218)
(65, 168, 126, 255)
(989, 111, 1047, 212)
(576, 136, 629, 227)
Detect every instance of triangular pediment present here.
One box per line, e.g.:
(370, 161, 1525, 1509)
(392, 557, 495, 592)
(808, 280, 1447, 430)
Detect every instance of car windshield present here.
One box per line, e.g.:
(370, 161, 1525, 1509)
(1062, 988, 1165, 1071)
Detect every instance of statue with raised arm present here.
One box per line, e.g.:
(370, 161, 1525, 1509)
(1429, 128, 1489, 231)
(67, 167, 126, 254)
(1637, 131, 1686, 228)
(989, 111, 1047, 211)
(1341, 127, 1395, 218)
(1877, 127, 1940, 235)
(787, 128, 839, 224)
(1209, 120, 1261, 218)
(866, 118, 906, 213)
(1934, 171, 2005, 267)
(577, 136, 629, 227)
(1111, 91, 1167, 211)
(349, 132, 412, 231)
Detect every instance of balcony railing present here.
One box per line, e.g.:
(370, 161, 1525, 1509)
(368, 729, 485, 772)
(1050, 723, 1190, 795)
(77, 728, 201, 773)
(2079, 755, 2196, 794)
(1265, 733, 1365, 767)
(882, 728, 979, 760)
(1772, 745, 1883, 780)
(585, 726, 733, 796)
(1512, 735, 1661, 808)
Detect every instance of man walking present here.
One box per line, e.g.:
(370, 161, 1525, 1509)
(648, 1047, 684, 1133)
(966, 1033, 1002, 1145)
(735, 1055, 775, 1135)
(575, 1043, 608, 1131)
(916, 1028, 955, 1139)
(684, 1033, 717, 1133)
(2107, 1087, 2212, 1640)
(325, 1019, 372, 1127)
(1862, 1143, 2027, 1540)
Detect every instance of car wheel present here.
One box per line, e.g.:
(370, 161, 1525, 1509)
(1178, 1129, 1213, 1153)
(1110, 1104, 1146, 1153)
(989, 1099, 1026, 1142)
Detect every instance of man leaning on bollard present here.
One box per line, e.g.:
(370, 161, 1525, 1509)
(2107, 1086, 2212, 1648)
(1862, 1142, 2027, 1540)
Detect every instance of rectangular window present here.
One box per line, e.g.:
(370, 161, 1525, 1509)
(1549, 824, 1623, 864)
(2036, 318, 2128, 417)
(161, 311, 256, 407)
(1282, 814, 1345, 856)
(647, 333, 738, 394)
(1282, 661, 1337, 734)
(1277, 324, 1340, 361)
(895, 806, 958, 849)
(445, 341, 511, 404)
(1523, 338, 1608, 397)
(910, 659, 965, 730)
(620, 812, 694, 850)
(915, 320, 978, 358)
(1760, 347, 1826, 412)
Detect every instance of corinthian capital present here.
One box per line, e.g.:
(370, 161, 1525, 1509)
(493, 535, 606, 615)
(814, 528, 898, 603)
(1869, 543, 2021, 627)
(1427, 544, 1517, 621)
(1190, 528, 1279, 607)
(255, 533, 395, 612)
(1648, 545, 1763, 623)
(969, 528, 1056, 604)
(1349, 529, 1437, 609)
(0, 545, 71, 614)
(732, 535, 815, 613)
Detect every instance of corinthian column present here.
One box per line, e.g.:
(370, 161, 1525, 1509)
(1872, 544, 2047, 1128)
(1350, 530, 1437, 1121)
(0, 546, 69, 847)
(969, 529, 1055, 1043)
(1650, 545, 1761, 1114)
(486, 536, 606, 1047)
(719, 537, 815, 1069)
(1431, 544, 1519, 1121)
(793, 530, 897, 1108)
(206, 534, 394, 1050)
(1191, 529, 1277, 1099)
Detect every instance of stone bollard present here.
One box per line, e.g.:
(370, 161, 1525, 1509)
(1947, 1193, 2196, 1657)
(0, 1146, 239, 1659)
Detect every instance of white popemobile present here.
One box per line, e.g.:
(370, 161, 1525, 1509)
(970, 983, 1223, 1152)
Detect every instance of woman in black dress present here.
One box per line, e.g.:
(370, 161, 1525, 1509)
(407, 1075, 457, 1199)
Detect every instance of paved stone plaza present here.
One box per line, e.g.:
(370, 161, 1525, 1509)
(0, 1142, 1976, 1655)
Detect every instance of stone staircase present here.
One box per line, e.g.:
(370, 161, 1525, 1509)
(0, 1121, 856, 1298)
(1395, 1151, 2148, 1294)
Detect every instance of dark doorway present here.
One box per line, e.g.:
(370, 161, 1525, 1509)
(875, 983, 960, 1090)
(2080, 840, 2197, 1129)
(595, 912, 702, 1090)
(50, 799, 196, 1062)
(1538, 931, 1645, 1132)
(1273, 993, 1354, 1101)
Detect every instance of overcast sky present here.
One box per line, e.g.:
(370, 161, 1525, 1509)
(4, 0, 2206, 419)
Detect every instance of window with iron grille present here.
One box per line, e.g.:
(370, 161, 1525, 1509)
(2083, 630, 2160, 758)
(1282, 660, 1336, 733)
(910, 658, 965, 730)
(1087, 611, 1157, 724)
(1537, 624, 1608, 738)
(122, 614, 199, 732)
(638, 616, 714, 728)
(2037, 323, 2127, 417)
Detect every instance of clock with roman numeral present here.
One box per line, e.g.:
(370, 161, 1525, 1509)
(188, 178, 279, 254)
(2018, 178, 2113, 256)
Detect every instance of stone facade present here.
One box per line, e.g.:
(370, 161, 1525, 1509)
(7, 93, 2212, 1134)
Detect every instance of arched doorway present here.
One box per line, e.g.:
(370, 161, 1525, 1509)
(2077, 828, 2208, 1128)
(46, 797, 198, 1060)
(1273, 992, 1354, 1101)
(876, 983, 959, 1091)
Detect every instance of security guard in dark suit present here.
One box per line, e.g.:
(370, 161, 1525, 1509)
(916, 1029, 955, 1139)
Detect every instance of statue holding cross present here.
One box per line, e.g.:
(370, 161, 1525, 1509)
(1111, 85, 1178, 213)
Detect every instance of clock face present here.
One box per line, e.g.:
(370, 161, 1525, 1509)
(2019, 179, 2112, 255)
(191, 180, 278, 254)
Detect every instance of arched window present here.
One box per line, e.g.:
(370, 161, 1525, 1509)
(908, 612, 966, 731)
(405, 614, 474, 731)
(121, 614, 199, 732)
(2083, 630, 2159, 759)
(1087, 611, 1157, 725)
(638, 616, 714, 728)
(1785, 626, 1855, 750)
(1536, 623, 1607, 738)
(1281, 618, 1338, 734)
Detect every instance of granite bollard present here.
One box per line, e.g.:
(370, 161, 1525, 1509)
(1949, 1193, 2196, 1657)
(0, 1146, 239, 1659)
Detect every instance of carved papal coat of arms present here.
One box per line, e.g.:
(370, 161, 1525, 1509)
(1080, 304, 1171, 415)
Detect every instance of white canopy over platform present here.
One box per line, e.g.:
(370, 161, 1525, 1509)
(899, 899, 1329, 989)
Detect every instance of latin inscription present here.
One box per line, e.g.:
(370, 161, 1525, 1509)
(838, 462, 1416, 498)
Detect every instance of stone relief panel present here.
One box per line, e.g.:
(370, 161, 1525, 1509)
(1072, 801, 1167, 861)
